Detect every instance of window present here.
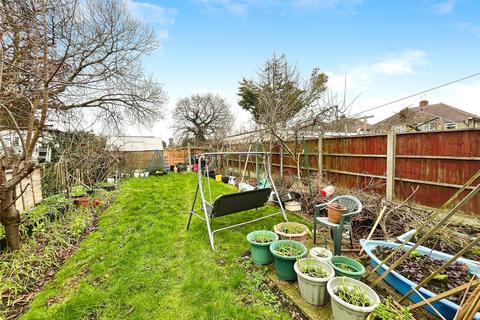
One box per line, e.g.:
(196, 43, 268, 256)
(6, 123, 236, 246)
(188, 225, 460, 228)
(394, 125, 404, 133)
(418, 122, 435, 132)
(444, 122, 457, 130)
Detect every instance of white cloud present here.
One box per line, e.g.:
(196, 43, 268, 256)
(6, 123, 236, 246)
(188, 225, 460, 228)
(432, 0, 456, 15)
(127, 1, 176, 24)
(194, 0, 363, 15)
(327, 50, 428, 94)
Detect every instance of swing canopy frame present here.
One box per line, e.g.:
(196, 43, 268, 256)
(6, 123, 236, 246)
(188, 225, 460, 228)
(186, 151, 288, 249)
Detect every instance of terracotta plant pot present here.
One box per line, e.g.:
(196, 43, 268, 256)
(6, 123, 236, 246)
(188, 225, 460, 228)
(274, 222, 309, 243)
(92, 199, 101, 208)
(74, 197, 89, 208)
(327, 203, 347, 224)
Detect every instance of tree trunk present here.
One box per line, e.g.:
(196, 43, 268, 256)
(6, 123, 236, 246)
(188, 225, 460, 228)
(0, 170, 21, 250)
(1, 191, 21, 250)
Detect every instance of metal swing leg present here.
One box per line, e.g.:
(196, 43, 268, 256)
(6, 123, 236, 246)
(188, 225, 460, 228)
(186, 183, 199, 230)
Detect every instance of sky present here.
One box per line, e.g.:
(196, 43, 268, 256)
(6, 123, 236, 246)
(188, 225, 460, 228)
(124, 0, 480, 141)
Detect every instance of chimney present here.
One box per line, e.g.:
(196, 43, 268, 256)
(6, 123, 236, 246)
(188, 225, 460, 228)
(419, 100, 429, 110)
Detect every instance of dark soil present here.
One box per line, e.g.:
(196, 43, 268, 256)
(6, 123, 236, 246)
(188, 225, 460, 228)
(374, 247, 474, 303)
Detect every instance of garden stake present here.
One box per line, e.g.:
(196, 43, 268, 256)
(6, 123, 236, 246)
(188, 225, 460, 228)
(370, 178, 480, 285)
(359, 206, 386, 256)
(411, 287, 446, 320)
(369, 169, 480, 276)
(400, 236, 480, 303)
(454, 273, 478, 320)
(408, 279, 480, 311)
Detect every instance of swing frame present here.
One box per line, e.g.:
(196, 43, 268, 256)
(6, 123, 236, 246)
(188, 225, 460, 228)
(186, 151, 288, 250)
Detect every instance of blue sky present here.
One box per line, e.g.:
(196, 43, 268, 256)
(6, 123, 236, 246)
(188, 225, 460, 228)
(125, 0, 480, 140)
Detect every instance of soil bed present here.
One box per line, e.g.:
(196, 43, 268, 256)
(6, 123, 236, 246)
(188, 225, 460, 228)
(374, 248, 474, 303)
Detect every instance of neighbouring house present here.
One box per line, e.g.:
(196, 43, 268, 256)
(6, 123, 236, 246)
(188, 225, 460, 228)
(0, 126, 56, 163)
(372, 100, 480, 133)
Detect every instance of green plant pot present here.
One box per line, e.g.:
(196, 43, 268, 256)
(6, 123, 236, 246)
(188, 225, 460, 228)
(329, 256, 366, 280)
(246, 230, 278, 265)
(270, 240, 307, 281)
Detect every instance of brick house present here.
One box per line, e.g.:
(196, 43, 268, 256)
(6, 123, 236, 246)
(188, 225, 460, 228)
(372, 100, 480, 133)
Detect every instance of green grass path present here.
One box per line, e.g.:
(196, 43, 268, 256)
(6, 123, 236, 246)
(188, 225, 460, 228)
(22, 174, 303, 319)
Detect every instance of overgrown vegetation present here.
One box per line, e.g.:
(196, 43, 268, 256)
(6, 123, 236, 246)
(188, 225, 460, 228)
(0, 191, 113, 318)
(369, 297, 413, 320)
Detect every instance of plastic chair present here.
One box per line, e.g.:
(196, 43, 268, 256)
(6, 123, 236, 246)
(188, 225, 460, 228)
(313, 195, 363, 256)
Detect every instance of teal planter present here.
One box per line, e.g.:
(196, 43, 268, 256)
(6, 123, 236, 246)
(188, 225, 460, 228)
(270, 240, 307, 281)
(246, 231, 278, 265)
(329, 256, 365, 280)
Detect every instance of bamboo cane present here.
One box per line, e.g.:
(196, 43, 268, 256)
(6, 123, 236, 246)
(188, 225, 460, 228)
(400, 236, 480, 303)
(454, 273, 478, 320)
(412, 287, 446, 320)
(408, 279, 480, 311)
(371, 182, 480, 286)
(367, 170, 480, 279)
(359, 206, 386, 256)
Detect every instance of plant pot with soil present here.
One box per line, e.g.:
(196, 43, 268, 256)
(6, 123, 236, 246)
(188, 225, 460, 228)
(329, 256, 365, 280)
(294, 258, 335, 306)
(327, 277, 380, 320)
(327, 202, 347, 223)
(246, 230, 279, 265)
(309, 247, 333, 263)
(270, 240, 307, 281)
(74, 197, 89, 208)
(274, 222, 309, 242)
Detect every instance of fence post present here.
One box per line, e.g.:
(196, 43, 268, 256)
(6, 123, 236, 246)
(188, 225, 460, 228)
(318, 134, 323, 174)
(386, 130, 396, 201)
(279, 144, 283, 180)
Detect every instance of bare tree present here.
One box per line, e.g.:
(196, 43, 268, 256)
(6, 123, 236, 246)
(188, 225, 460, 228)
(172, 93, 234, 146)
(0, 0, 167, 250)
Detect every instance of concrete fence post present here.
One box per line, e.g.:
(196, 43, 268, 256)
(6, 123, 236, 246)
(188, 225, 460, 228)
(386, 130, 396, 201)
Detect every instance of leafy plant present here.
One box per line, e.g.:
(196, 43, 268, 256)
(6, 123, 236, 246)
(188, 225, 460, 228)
(374, 247, 474, 303)
(279, 222, 306, 234)
(251, 232, 276, 244)
(299, 262, 329, 278)
(71, 185, 88, 197)
(335, 279, 372, 307)
(369, 296, 413, 320)
(273, 242, 304, 257)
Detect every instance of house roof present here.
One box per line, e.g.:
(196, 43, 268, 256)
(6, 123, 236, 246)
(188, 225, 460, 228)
(373, 102, 478, 130)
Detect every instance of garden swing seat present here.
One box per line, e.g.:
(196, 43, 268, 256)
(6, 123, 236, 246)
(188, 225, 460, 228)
(205, 187, 272, 218)
(186, 151, 288, 250)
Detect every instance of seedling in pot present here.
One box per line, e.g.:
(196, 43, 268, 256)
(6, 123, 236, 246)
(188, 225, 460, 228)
(314, 250, 329, 258)
(335, 279, 372, 307)
(251, 232, 276, 244)
(299, 261, 329, 278)
(334, 262, 358, 273)
(279, 222, 306, 234)
(273, 242, 304, 257)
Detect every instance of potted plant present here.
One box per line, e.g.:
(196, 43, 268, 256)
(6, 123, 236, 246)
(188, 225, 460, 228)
(273, 222, 309, 242)
(329, 256, 365, 280)
(367, 297, 414, 320)
(327, 277, 380, 320)
(270, 240, 307, 281)
(246, 230, 278, 265)
(294, 258, 335, 306)
(327, 202, 347, 223)
(309, 247, 333, 263)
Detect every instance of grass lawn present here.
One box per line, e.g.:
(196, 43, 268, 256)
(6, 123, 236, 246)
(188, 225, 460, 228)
(22, 173, 309, 319)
